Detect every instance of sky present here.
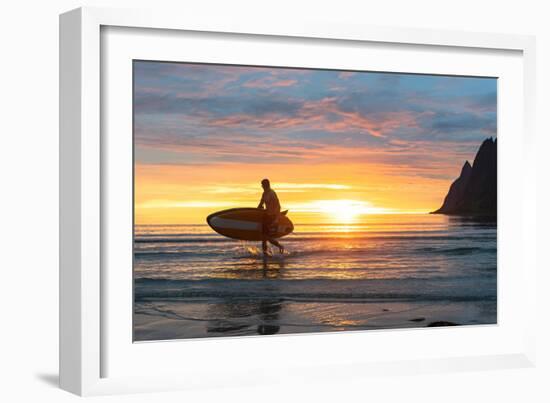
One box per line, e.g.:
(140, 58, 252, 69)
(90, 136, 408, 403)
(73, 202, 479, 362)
(133, 61, 497, 224)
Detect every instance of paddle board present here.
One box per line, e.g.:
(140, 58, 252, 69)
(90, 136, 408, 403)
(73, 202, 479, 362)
(206, 208, 294, 241)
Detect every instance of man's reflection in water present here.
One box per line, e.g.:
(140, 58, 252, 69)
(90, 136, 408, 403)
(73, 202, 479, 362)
(257, 257, 283, 335)
(205, 257, 284, 337)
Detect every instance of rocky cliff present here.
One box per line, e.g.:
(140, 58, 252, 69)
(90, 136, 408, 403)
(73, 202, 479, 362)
(432, 138, 497, 216)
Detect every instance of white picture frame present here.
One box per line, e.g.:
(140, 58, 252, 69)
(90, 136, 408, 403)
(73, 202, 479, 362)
(59, 6, 537, 396)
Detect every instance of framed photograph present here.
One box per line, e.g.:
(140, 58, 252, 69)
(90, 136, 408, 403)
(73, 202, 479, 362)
(60, 7, 537, 396)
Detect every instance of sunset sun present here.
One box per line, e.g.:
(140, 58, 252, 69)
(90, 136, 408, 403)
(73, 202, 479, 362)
(287, 199, 390, 223)
(317, 200, 365, 223)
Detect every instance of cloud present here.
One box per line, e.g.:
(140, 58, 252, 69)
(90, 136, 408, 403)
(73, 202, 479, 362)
(243, 77, 298, 88)
(133, 61, 497, 177)
(202, 183, 351, 194)
(465, 91, 497, 113)
(423, 110, 496, 135)
(137, 200, 234, 209)
(200, 96, 419, 138)
(337, 72, 356, 79)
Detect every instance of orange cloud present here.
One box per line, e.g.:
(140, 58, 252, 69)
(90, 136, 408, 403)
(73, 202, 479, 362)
(243, 77, 298, 88)
(205, 97, 420, 138)
(338, 72, 356, 79)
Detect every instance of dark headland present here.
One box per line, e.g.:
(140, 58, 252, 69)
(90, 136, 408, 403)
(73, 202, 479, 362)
(431, 138, 497, 216)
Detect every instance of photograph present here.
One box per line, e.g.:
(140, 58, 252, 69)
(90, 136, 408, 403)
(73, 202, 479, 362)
(132, 60, 497, 341)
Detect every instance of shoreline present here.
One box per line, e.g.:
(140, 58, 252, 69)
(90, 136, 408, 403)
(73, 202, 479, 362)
(134, 298, 496, 342)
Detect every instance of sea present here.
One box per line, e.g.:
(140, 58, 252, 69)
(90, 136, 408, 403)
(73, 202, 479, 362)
(133, 214, 497, 341)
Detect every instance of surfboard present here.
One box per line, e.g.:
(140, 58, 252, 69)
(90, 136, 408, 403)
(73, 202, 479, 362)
(206, 208, 294, 241)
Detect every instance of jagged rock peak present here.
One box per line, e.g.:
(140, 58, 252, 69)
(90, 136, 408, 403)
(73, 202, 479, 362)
(431, 138, 497, 216)
(461, 160, 472, 175)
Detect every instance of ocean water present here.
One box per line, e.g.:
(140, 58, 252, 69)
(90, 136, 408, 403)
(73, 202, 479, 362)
(133, 214, 497, 341)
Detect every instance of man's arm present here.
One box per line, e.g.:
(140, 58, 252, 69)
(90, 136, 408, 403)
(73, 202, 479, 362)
(257, 194, 265, 209)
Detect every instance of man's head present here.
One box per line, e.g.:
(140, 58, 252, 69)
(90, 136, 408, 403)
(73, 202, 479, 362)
(261, 178, 270, 191)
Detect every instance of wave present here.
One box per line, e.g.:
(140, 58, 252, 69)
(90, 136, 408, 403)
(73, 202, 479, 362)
(134, 277, 496, 303)
(134, 244, 496, 261)
(417, 246, 497, 255)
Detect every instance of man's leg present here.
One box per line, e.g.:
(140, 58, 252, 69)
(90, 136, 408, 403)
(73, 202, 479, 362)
(262, 213, 269, 255)
(269, 239, 284, 254)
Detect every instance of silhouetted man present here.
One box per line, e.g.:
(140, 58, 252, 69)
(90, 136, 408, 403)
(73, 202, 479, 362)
(257, 179, 285, 256)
